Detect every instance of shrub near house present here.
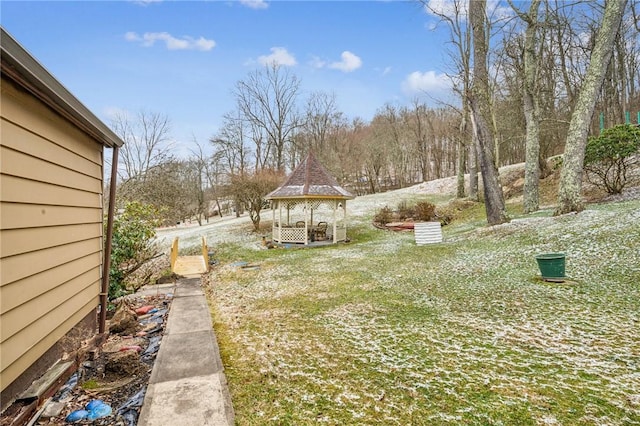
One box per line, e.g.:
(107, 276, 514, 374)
(108, 202, 161, 299)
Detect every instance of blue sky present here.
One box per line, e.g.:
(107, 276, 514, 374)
(2, 0, 456, 155)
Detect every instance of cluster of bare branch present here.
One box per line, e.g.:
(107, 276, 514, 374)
(108, 1, 638, 227)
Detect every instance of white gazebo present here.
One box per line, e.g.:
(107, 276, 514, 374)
(266, 152, 355, 245)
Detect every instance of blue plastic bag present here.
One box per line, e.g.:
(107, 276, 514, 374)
(65, 409, 88, 422)
(85, 399, 105, 411)
(87, 402, 112, 420)
(65, 398, 113, 422)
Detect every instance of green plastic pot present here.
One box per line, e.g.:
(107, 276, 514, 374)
(535, 253, 566, 281)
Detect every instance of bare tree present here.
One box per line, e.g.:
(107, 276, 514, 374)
(469, 0, 509, 225)
(598, 3, 640, 128)
(403, 100, 432, 182)
(231, 169, 283, 231)
(186, 140, 213, 225)
(377, 104, 409, 188)
(367, 109, 397, 192)
(556, 0, 628, 215)
(338, 118, 370, 195)
(111, 110, 174, 182)
(234, 64, 301, 172)
(205, 151, 228, 218)
(211, 112, 250, 178)
(468, 114, 479, 200)
(210, 112, 254, 218)
(425, 0, 475, 198)
(633, 0, 640, 32)
(117, 159, 191, 226)
(508, 0, 544, 214)
(301, 91, 339, 155)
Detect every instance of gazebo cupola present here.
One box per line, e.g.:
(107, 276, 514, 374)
(266, 152, 354, 245)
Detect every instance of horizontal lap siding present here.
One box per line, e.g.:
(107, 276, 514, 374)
(0, 223, 102, 258)
(0, 239, 102, 287)
(0, 80, 105, 390)
(1, 272, 100, 348)
(0, 203, 102, 230)
(1, 120, 102, 177)
(0, 299, 98, 391)
(0, 253, 102, 314)
(1, 145, 102, 193)
(1, 174, 101, 208)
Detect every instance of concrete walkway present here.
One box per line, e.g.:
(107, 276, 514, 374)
(138, 277, 234, 426)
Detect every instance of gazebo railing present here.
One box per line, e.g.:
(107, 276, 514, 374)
(273, 225, 307, 244)
(272, 224, 348, 244)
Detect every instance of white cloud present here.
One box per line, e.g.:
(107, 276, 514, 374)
(131, 0, 162, 6)
(328, 51, 362, 72)
(402, 71, 451, 95)
(125, 31, 215, 51)
(103, 106, 131, 122)
(424, 0, 511, 21)
(240, 0, 268, 9)
(488, 1, 513, 20)
(125, 32, 138, 42)
(373, 66, 392, 76)
(309, 56, 327, 69)
(424, 0, 468, 19)
(258, 47, 297, 66)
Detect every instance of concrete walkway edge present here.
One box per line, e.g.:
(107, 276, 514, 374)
(138, 277, 234, 425)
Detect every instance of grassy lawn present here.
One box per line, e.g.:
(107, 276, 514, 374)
(204, 197, 640, 425)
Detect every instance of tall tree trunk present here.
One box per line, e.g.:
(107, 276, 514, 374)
(522, 0, 542, 214)
(469, 0, 509, 225)
(456, 138, 466, 198)
(468, 112, 479, 200)
(538, 151, 552, 178)
(456, 102, 469, 198)
(491, 105, 500, 168)
(555, 0, 627, 215)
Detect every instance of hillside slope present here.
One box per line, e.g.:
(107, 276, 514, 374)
(156, 160, 640, 252)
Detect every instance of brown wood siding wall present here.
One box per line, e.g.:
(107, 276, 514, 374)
(0, 79, 104, 390)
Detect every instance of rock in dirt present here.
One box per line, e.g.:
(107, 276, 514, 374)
(105, 350, 142, 377)
(109, 303, 138, 335)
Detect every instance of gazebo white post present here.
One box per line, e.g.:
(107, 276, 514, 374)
(343, 201, 348, 241)
(272, 201, 276, 241)
(304, 199, 313, 246)
(279, 201, 284, 242)
(333, 199, 338, 243)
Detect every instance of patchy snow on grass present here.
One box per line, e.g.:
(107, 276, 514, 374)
(200, 173, 640, 424)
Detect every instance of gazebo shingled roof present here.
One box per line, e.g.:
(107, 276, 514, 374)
(266, 152, 354, 200)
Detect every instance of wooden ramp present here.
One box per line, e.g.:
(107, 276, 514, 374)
(171, 237, 210, 276)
